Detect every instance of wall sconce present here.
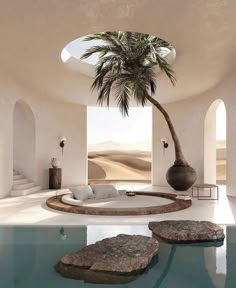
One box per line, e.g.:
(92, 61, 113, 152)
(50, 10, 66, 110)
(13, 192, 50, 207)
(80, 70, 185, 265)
(161, 137, 168, 149)
(59, 136, 66, 155)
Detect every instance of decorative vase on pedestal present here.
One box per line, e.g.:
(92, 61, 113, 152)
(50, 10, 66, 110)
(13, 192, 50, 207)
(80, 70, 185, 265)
(51, 158, 60, 168)
(49, 168, 62, 190)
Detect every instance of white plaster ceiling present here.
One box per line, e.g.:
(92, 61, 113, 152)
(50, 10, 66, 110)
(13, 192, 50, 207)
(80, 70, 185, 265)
(0, 0, 236, 106)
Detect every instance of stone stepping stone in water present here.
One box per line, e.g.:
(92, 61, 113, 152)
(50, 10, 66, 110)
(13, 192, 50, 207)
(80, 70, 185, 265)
(148, 220, 225, 243)
(55, 234, 159, 284)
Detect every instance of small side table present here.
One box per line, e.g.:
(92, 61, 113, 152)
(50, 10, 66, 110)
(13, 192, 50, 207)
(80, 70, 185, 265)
(192, 184, 219, 200)
(49, 168, 62, 189)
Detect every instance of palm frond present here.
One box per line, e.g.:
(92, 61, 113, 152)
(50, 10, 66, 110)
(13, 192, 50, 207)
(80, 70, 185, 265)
(81, 31, 176, 116)
(102, 32, 127, 55)
(83, 32, 127, 57)
(96, 77, 114, 107)
(132, 80, 148, 106)
(154, 54, 176, 86)
(131, 66, 156, 105)
(80, 45, 114, 60)
(113, 78, 131, 117)
(150, 80, 156, 95)
(96, 54, 122, 76)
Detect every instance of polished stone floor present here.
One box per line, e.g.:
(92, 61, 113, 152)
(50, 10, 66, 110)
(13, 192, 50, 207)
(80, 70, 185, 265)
(0, 185, 235, 225)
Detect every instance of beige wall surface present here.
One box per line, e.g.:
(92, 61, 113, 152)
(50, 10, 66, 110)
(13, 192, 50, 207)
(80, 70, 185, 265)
(0, 71, 87, 198)
(152, 75, 236, 196)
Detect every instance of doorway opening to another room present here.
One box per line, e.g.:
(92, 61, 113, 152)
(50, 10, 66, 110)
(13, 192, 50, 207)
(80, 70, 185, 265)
(87, 107, 152, 184)
(204, 99, 226, 185)
(13, 100, 36, 183)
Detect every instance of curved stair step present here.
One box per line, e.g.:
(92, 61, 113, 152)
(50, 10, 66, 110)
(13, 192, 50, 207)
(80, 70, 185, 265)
(12, 170, 41, 197)
(13, 182, 35, 190)
(11, 186, 41, 197)
(13, 174, 24, 180)
(13, 178, 29, 185)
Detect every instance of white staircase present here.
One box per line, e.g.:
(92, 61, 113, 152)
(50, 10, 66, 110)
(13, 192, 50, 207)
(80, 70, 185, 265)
(11, 170, 41, 197)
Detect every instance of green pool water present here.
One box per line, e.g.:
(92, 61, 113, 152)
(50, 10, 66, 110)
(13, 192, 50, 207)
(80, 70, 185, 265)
(0, 225, 234, 288)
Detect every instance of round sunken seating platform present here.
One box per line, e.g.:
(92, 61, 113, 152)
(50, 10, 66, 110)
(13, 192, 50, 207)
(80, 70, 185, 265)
(46, 192, 192, 216)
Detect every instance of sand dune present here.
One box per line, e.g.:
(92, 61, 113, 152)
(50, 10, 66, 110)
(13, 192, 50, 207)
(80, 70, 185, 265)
(90, 157, 150, 180)
(216, 159, 226, 181)
(107, 155, 151, 171)
(88, 150, 226, 182)
(89, 150, 151, 158)
(88, 160, 106, 179)
(88, 151, 151, 181)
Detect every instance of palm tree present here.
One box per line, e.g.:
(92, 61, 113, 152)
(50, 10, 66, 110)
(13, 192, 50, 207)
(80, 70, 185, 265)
(81, 31, 196, 189)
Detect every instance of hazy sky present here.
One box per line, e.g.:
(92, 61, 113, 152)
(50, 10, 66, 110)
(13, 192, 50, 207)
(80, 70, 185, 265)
(62, 37, 102, 64)
(87, 107, 152, 145)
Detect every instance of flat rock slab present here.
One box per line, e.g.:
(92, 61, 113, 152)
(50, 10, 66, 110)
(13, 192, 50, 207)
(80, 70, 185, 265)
(55, 234, 159, 284)
(149, 221, 225, 243)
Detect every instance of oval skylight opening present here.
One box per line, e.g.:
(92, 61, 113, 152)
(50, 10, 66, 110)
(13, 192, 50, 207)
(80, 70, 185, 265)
(61, 32, 176, 65)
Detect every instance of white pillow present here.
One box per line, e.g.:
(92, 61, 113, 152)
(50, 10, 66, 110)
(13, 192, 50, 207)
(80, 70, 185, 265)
(90, 184, 120, 199)
(69, 185, 95, 201)
(118, 189, 127, 196)
(62, 194, 83, 206)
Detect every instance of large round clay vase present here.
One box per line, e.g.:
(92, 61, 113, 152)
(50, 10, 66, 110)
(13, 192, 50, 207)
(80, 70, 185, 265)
(166, 165, 197, 191)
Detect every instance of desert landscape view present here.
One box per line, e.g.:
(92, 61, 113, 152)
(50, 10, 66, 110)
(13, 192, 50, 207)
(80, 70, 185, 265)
(88, 141, 226, 183)
(87, 107, 153, 183)
(87, 105, 226, 183)
(88, 141, 151, 182)
(216, 140, 226, 183)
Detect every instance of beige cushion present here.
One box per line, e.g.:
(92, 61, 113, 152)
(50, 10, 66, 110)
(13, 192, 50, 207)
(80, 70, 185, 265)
(69, 185, 95, 201)
(90, 184, 120, 199)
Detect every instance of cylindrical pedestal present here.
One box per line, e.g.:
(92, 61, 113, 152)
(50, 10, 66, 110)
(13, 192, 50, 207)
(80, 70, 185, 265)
(49, 168, 62, 189)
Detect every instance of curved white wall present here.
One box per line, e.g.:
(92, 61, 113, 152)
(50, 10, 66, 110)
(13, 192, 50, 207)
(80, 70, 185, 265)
(0, 70, 88, 198)
(13, 100, 36, 181)
(0, 60, 236, 198)
(33, 100, 87, 189)
(152, 75, 236, 197)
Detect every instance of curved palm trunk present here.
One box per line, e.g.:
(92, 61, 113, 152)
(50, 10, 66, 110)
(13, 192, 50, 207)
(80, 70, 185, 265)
(146, 94, 188, 166)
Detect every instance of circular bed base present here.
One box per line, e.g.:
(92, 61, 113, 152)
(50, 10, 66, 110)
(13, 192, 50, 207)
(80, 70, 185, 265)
(46, 192, 192, 216)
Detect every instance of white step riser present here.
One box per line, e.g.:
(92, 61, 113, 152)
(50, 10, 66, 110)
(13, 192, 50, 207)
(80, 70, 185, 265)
(11, 186, 41, 197)
(13, 179, 29, 185)
(13, 175, 24, 180)
(11, 170, 41, 197)
(13, 182, 35, 190)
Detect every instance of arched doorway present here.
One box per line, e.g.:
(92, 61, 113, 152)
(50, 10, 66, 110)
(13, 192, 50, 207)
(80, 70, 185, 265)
(204, 99, 226, 184)
(13, 100, 36, 182)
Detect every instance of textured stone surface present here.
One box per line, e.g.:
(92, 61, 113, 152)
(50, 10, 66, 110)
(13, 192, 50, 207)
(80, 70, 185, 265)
(149, 220, 225, 243)
(55, 234, 159, 283)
